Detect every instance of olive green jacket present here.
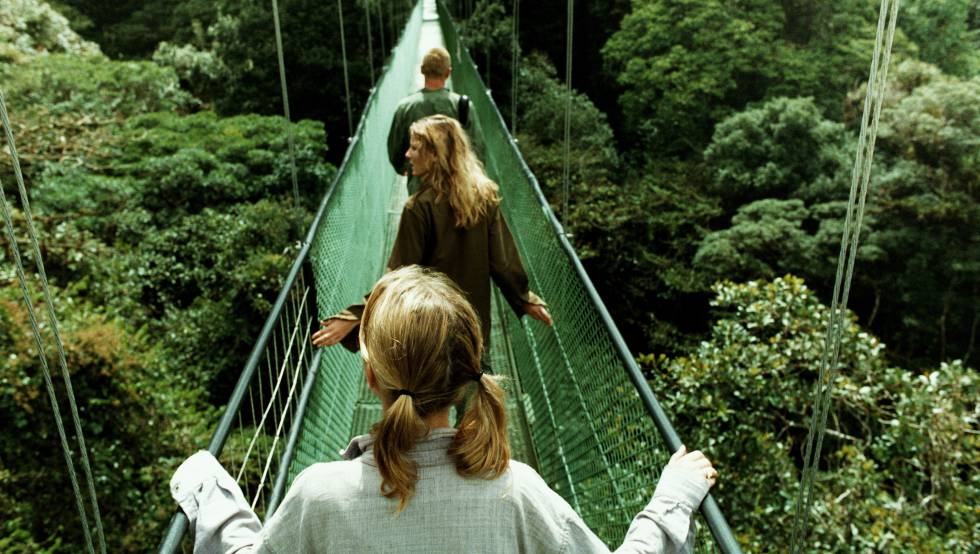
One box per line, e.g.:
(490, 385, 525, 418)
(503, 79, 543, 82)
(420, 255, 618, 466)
(336, 185, 542, 352)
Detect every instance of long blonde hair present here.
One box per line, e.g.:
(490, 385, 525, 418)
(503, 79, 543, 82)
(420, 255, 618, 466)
(410, 115, 500, 228)
(359, 266, 509, 512)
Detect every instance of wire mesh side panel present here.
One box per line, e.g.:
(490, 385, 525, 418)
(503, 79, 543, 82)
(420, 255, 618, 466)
(437, 3, 719, 550)
(162, 266, 318, 553)
(288, 0, 425, 482)
(219, 269, 317, 520)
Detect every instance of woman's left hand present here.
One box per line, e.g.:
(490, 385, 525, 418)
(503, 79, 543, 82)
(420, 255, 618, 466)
(524, 303, 553, 326)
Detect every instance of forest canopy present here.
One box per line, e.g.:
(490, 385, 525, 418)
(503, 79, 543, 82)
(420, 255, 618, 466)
(1, 0, 977, 551)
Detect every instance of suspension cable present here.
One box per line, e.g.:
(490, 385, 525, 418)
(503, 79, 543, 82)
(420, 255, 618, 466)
(789, 1, 900, 551)
(377, 1, 387, 63)
(270, 0, 301, 208)
(510, 0, 520, 135)
(337, 0, 354, 138)
(0, 90, 107, 554)
(561, 0, 574, 221)
(364, 0, 375, 86)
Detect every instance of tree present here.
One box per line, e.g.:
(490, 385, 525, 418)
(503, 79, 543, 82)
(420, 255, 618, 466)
(694, 198, 815, 280)
(0, 274, 214, 552)
(0, 0, 101, 62)
(514, 52, 620, 201)
(602, 0, 916, 159)
(698, 66, 979, 368)
(602, 0, 783, 157)
(857, 60, 980, 365)
(645, 275, 978, 552)
(898, 0, 979, 78)
(703, 97, 851, 209)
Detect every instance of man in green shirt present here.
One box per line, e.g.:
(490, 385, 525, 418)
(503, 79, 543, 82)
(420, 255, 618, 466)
(387, 47, 484, 194)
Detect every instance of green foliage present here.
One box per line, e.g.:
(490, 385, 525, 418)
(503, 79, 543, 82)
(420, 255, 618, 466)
(602, 0, 916, 158)
(694, 198, 889, 286)
(514, 53, 620, 196)
(695, 199, 815, 279)
(512, 49, 718, 353)
(857, 61, 980, 365)
(458, 0, 512, 91)
(602, 0, 783, 156)
(54, 0, 218, 59)
(0, 16, 333, 549)
(0, 279, 213, 552)
(899, 0, 979, 77)
(115, 111, 331, 214)
(698, 65, 978, 367)
(704, 97, 851, 208)
(0, 0, 100, 63)
(645, 276, 978, 552)
(569, 173, 721, 352)
(0, 53, 193, 181)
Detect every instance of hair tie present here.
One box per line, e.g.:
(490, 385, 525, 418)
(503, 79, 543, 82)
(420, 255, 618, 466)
(470, 371, 484, 383)
(394, 389, 416, 400)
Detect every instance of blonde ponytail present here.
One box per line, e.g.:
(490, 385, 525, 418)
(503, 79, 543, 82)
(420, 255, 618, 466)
(372, 393, 428, 512)
(449, 374, 509, 479)
(359, 266, 510, 512)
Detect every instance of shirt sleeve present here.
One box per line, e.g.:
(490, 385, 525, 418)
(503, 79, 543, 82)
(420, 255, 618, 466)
(325, 203, 428, 353)
(488, 204, 542, 316)
(465, 106, 486, 164)
(516, 463, 696, 554)
(386, 201, 428, 270)
(170, 451, 274, 554)
(562, 497, 696, 554)
(387, 105, 409, 173)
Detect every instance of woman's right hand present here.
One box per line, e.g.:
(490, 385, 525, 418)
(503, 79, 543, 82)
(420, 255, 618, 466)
(653, 445, 717, 509)
(523, 303, 553, 326)
(312, 318, 359, 347)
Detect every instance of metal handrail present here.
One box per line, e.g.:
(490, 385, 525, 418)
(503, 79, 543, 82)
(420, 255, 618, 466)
(156, 3, 423, 550)
(435, 2, 743, 552)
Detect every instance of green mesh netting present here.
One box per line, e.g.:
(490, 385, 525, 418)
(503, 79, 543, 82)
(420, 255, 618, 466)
(289, 1, 725, 550)
(436, 5, 721, 550)
(288, 0, 424, 479)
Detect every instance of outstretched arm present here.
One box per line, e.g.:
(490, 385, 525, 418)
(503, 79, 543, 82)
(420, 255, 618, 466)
(171, 451, 268, 553)
(561, 447, 717, 554)
(488, 206, 552, 325)
(313, 204, 428, 351)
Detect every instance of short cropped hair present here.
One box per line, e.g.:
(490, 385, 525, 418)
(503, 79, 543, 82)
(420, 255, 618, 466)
(420, 47, 452, 78)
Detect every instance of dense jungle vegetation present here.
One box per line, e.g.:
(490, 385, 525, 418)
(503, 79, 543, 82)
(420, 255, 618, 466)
(1, 0, 976, 551)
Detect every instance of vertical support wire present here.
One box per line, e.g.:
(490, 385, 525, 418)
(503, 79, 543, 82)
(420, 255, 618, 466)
(248, 285, 313, 510)
(270, 0, 302, 208)
(234, 409, 247, 494)
(510, 0, 520, 135)
(789, 1, 900, 551)
(561, 0, 574, 222)
(364, 0, 375, 85)
(337, 0, 354, 138)
(0, 90, 107, 554)
(0, 180, 98, 554)
(239, 385, 259, 491)
(377, 0, 387, 62)
(268, 321, 283, 486)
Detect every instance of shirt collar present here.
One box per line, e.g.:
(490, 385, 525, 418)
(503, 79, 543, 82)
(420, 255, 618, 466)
(340, 428, 459, 467)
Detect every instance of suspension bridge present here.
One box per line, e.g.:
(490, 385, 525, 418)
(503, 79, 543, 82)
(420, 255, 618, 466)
(0, 0, 902, 552)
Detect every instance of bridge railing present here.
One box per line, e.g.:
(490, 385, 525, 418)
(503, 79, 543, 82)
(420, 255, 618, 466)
(437, 2, 742, 552)
(156, 2, 423, 552)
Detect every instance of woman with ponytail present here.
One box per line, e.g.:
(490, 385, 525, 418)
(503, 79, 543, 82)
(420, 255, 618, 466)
(171, 266, 719, 553)
(312, 114, 551, 353)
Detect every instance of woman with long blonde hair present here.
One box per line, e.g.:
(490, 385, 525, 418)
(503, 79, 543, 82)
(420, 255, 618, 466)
(171, 266, 718, 552)
(314, 114, 550, 352)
